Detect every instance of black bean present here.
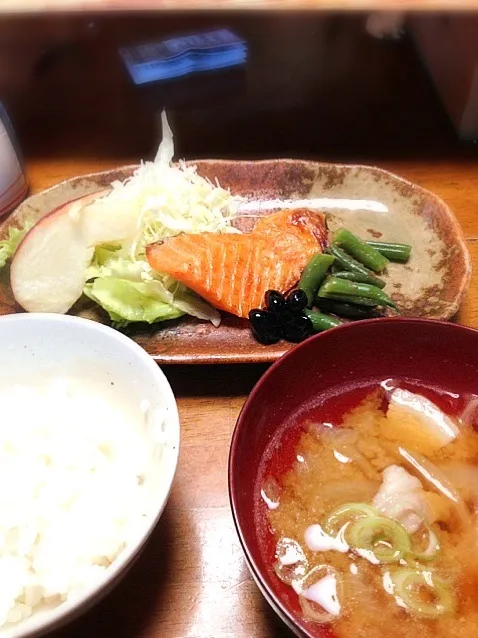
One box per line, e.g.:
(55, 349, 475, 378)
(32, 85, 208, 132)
(286, 289, 308, 311)
(265, 290, 286, 314)
(282, 314, 313, 343)
(278, 307, 303, 326)
(249, 309, 283, 345)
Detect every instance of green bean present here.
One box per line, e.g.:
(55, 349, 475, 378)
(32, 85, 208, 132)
(334, 270, 386, 289)
(315, 298, 381, 319)
(305, 309, 341, 332)
(365, 241, 412, 263)
(318, 294, 380, 307)
(318, 276, 397, 309)
(325, 244, 385, 288)
(332, 227, 389, 273)
(299, 253, 335, 307)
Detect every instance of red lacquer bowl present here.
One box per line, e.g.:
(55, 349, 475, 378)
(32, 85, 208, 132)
(228, 317, 478, 637)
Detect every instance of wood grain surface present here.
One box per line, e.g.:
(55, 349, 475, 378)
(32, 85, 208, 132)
(1, 0, 478, 12)
(13, 157, 474, 638)
(3, 14, 477, 635)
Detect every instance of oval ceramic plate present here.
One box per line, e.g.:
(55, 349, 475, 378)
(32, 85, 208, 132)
(0, 160, 471, 364)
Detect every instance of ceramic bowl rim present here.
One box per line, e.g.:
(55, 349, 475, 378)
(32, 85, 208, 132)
(228, 316, 478, 637)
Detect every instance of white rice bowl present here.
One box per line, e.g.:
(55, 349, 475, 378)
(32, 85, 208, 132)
(0, 314, 180, 638)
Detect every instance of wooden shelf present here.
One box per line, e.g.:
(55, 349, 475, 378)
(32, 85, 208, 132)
(0, 0, 477, 12)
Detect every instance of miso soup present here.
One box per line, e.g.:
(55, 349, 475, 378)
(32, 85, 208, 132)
(256, 381, 478, 637)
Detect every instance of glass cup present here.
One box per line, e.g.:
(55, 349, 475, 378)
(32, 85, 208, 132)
(0, 103, 28, 218)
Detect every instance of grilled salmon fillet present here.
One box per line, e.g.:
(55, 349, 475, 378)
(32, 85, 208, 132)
(146, 208, 328, 318)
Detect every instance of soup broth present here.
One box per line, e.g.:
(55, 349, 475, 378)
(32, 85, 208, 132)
(257, 381, 478, 637)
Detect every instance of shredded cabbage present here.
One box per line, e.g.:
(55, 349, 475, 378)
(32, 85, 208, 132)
(1, 113, 237, 326)
(91, 111, 240, 262)
(83, 111, 238, 326)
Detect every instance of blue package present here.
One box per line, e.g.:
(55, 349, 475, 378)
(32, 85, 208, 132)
(120, 29, 247, 85)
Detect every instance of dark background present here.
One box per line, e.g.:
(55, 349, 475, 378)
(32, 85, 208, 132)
(0, 12, 475, 163)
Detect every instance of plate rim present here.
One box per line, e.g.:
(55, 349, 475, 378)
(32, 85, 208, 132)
(3, 158, 472, 364)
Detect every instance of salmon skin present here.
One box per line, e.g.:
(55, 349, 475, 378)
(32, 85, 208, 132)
(146, 208, 328, 318)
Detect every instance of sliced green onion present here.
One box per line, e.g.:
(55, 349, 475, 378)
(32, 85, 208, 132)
(274, 538, 308, 586)
(346, 516, 411, 564)
(389, 568, 456, 619)
(408, 524, 441, 562)
(322, 502, 380, 536)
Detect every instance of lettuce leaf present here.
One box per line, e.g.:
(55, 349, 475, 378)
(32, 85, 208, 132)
(85, 246, 147, 283)
(0, 221, 33, 268)
(85, 244, 222, 327)
(84, 278, 184, 326)
(173, 288, 221, 327)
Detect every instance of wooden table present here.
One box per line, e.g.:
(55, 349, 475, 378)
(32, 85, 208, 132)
(18, 157, 475, 638)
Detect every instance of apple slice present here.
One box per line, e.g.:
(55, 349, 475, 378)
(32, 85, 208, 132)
(81, 196, 144, 246)
(11, 191, 106, 313)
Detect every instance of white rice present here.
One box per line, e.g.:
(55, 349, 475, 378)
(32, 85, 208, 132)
(0, 377, 152, 628)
